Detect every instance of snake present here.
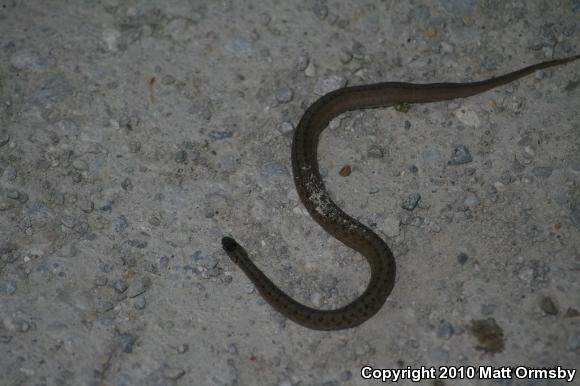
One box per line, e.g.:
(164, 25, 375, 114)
(222, 54, 579, 330)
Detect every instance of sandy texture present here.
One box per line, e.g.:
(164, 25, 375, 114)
(1, 1, 579, 385)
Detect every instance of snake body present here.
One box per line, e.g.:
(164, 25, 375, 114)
(222, 54, 579, 330)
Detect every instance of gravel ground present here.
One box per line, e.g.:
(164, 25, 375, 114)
(1, 1, 579, 385)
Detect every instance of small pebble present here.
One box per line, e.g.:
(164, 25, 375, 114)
(449, 145, 472, 165)
(382, 216, 400, 238)
(0, 242, 19, 256)
(70, 172, 83, 184)
(29, 74, 72, 111)
(260, 161, 288, 178)
(208, 130, 232, 140)
(224, 36, 252, 56)
(0, 132, 10, 148)
(339, 165, 351, 176)
(127, 277, 150, 298)
(1, 280, 17, 295)
(463, 193, 480, 208)
(174, 150, 187, 163)
(571, 207, 580, 228)
(128, 141, 141, 153)
(112, 279, 128, 294)
(219, 155, 236, 173)
(512, 158, 525, 173)
(96, 300, 114, 313)
(402, 193, 421, 211)
(118, 333, 137, 353)
(278, 121, 294, 135)
(367, 145, 385, 159)
(191, 251, 218, 270)
(72, 159, 88, 171)
(295, 54, 309, 71)
(163, 367, 185, 380)
(312, 2, 328, 19)
(134, 297, 146, 310)
(159, 255, 170, 269)
(0, 335, 12, 343)
(539, 296, 558, 315)
(149, 216, 161, 227)
(112, 215, 129, 234)
(121, 177, 132, 191)
(6, 190, 20, 200)
(310, 292, 323, 308)
(340, 370, 352, 381)
(304, 61, 317, 77)
(275, 87, 293, 103)
(227, 343, 238, 354)
(422, 149, 441, 163)
(430, 347, 449, 362)
(436, 320, 454, 339)
(567, 333, 580, 351)
(0, 198, 15, 211)
(339, 50, 353, 64)
(79, 198, 94, 213)
(2, 250, 21, 264)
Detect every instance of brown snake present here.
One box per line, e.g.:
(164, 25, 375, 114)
(222, 54, 579, 330)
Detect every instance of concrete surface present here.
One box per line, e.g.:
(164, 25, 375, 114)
(1, 1, 579, 385)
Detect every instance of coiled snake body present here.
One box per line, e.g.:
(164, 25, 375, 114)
(222, 54, 579, 330)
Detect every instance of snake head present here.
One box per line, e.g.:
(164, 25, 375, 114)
(222, 236, 243, 264)
(222, 236, 238, 251)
